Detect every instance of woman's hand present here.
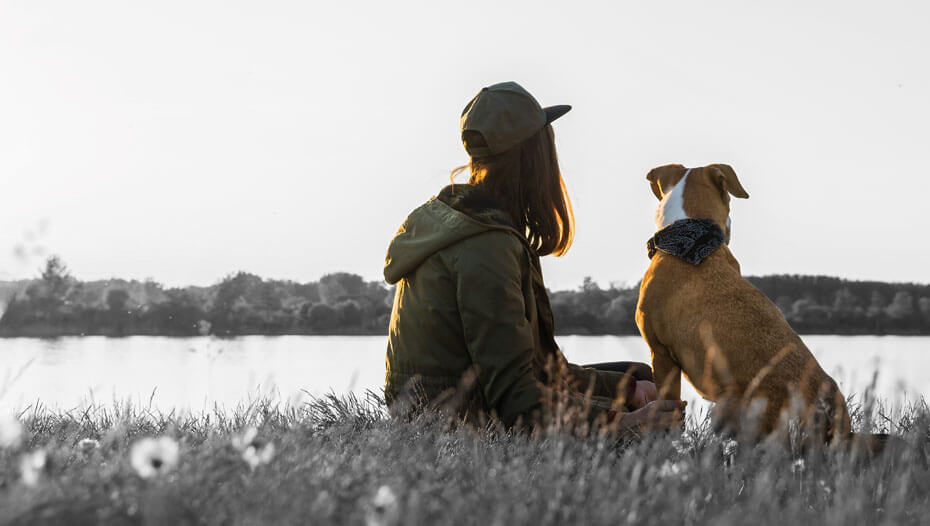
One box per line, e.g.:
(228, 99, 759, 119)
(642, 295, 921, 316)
(616, 399, 687, 434)
(629, 380, 658, 410)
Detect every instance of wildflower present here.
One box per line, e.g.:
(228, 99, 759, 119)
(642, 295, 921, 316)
(791, 458, 805, 474)
(231, 427, 275, 470)
(130, 437, 179, 479)
(242, 442, 275, 470)
(366, 485, 400, 526)
(77, 438, 100, 454)
(20, 449, 47, 487)
(0, 413, 24, 448)
(657, 460, 689, 478)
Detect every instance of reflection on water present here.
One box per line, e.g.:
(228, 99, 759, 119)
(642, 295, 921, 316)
(0, 335, 927, 413)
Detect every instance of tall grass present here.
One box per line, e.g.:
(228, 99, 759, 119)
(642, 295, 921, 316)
(1, 393, 929, 525)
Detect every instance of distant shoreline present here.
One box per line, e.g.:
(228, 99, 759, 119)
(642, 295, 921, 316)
(2, 257, 929, 338)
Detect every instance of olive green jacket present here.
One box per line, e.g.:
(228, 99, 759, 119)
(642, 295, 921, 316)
(383, 184, 636, 427)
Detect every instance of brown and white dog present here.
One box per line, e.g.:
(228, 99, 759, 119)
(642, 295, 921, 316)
(635, 163, 851, 443)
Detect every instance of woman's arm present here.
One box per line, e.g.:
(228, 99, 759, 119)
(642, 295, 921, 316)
(448, 231, 655, 427)
(449, 231, 546, 426)
(564, 363, 639, 407)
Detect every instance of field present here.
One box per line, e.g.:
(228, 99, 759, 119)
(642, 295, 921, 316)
(1, 393, 929, 525)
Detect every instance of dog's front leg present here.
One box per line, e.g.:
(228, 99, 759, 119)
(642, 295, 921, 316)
(649, 341, 682, 401)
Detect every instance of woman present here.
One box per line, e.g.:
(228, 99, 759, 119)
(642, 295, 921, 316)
(383, 81, 685, 433)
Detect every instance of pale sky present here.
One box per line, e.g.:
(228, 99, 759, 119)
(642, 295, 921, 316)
(1, 0, 928, 290)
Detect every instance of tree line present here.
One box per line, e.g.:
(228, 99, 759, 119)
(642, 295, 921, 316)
(1, 256, 929, 337)
(550, 276, 930, 336)
(0, 257, 392, 337)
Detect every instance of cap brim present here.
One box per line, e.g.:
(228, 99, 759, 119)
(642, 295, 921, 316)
(544, 105, 571, 124)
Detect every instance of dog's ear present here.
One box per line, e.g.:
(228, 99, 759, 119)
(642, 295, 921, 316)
(706, 164, 749, 199)
(646, 164, 686, 200)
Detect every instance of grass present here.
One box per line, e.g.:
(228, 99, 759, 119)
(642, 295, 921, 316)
(1, 393, 929, 525)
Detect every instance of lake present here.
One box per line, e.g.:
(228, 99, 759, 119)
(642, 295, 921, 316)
(1, 335, 928, 415)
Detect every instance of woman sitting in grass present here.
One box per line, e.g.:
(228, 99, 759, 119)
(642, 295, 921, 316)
(383, 81, 685, 433)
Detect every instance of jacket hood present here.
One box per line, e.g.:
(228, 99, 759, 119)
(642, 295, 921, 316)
(383, 185, 519, 284)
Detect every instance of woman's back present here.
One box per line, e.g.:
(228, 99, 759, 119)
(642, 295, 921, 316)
(384, 184, 548, 425)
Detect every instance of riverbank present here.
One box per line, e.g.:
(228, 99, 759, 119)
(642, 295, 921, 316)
(1, 395, 929, 525)
(4, 262, 930, 338)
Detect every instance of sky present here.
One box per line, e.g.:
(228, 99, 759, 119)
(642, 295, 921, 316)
(1, 0, 928, 291)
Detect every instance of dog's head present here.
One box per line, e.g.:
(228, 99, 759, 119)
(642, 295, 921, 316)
(646, 163, 749, 241)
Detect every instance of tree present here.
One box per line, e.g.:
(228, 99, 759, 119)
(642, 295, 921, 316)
(210, 272, 261, 332)
(576, 277, 611, 319)
(335, 300, 362, 328)
(22, 256, 75, 320)
(318, 273, 365, 305)
(885, 291, 915, 320)
(307, 303, 340, 332)
(603, 295, 630, 331)
(786, 297, 830, 328)
(106, 289, 130, 313)
(832, 287, 859, 311)
(775, 296, 794, 316)
(581, 276, 599, 292)
(919, 297, 930, 322)
(866, 291, 887, 319)
(40, 256, 71, 298)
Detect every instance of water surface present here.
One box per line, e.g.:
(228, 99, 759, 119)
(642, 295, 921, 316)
(1, 335, 927, 413)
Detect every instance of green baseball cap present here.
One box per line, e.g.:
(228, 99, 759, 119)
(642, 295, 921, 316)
(460, 81, 571, 158)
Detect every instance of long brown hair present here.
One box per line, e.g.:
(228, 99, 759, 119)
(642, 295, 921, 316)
(452, 124, 574, 257)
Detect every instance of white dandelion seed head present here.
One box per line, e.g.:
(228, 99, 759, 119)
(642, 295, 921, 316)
(77, 438, 100, 453)
(232, 427, 275, 470)
(0, 413, 24, 449)
(791, 458, 806, 474)
(130, 436, 179, 479)
(242, 441, 276, 470)
(20, 449, 47, 487)
(373, 485, 397, 508)
(657, 460, 689, 479)
(366, 485, 400, 526)
(231, 427, 259, 452)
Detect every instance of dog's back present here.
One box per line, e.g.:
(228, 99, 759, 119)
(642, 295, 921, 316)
(639, 247, 851, 441)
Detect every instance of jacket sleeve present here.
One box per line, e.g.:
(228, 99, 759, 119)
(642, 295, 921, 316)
(450, 232, 548, 426)
(565, 363, 638, 408)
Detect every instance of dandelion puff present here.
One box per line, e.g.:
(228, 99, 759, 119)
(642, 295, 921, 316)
(791, 458, 805, 474)
(20, 449, 47, 487)
(77, 438, 100, 454)
(231, 427, 258, 451)
(0, 413, 24, 449)
(232, 427, 275, 470)
(130, 437, 179, 479)
(242, 442, 275, 470)
(366, 485, 400, 526)
(657, 460, 689, 479)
